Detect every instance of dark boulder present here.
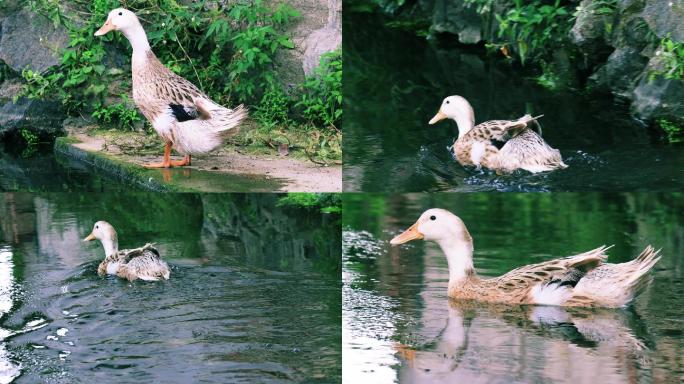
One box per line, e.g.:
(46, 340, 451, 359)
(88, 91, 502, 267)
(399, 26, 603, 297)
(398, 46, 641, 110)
(0, 98, 66, 140)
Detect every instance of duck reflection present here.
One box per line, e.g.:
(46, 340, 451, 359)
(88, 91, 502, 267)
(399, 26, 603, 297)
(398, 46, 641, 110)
(395, 299, 652, 383)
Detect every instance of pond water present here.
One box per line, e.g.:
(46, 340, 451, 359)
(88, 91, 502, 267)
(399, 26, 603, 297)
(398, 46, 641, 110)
(0, 142, 284, 193)
(0, 143, 124, 192)
(343, 12, 684, 192)
(0, 193, 341, 383)
(342, 193, 684, 383)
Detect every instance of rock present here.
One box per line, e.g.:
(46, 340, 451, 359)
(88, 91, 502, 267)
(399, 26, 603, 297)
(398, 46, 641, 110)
(0, 7, 69, 74)
(275, 0, 342, 86)
(642, 0, 684, 41)
(570, 0, 614, 59)
(632, 75, 684, 121)
(0, 98, 66, 139)
(429, 0, 484, 44)
(301, 0, 341, 75)
(593, 47, 649, 95)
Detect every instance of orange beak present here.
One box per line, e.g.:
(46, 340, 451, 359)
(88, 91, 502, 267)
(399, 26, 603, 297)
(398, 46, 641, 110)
(94, 18, 115, 36)
(428, 111, 447, 125)
(83, 233, 96, 242)
(390, 222, 424, 245)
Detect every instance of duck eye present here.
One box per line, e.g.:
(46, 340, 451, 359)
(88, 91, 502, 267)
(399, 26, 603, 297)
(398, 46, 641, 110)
(118, 11, 122, 16)
(430, 215, 436, 221)
(445, 100, 450, 104)
(95, 225, 99, 229)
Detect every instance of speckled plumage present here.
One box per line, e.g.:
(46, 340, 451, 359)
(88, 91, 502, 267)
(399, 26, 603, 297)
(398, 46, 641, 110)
(453, 115, 567, 173)
(392, 208, 661, 308)
(96, 8, 247, 160)
(132, 48, 247, 155)
(430, 96, 567, 173)
(97, 243, 171, 281)
(85, 221, 170, 282)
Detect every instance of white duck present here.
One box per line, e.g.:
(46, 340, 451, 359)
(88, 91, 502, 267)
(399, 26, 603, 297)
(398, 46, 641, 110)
(390, 208, 661, 308)
(429, 96, 567, 173)
(95, 8, 247, 168)
(84, 221, 170, 281)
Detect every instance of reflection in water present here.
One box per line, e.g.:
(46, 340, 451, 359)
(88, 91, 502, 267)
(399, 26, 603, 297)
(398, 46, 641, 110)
(0, 247, 20, 384)
(342, 193, 684, 383)
(396, 301, 652, 383)
(0, 193, 341, 383)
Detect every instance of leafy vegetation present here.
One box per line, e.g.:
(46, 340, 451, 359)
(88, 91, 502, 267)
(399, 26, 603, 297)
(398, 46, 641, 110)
(20, 129, 40, 157)
(18, 0, 341, 162)
(657, 118, 684, 144)
(490, 0, 571, 66)
(297, 50, 343, 130)
(649, 35, 684, 81)
(278, 193, 342, 214)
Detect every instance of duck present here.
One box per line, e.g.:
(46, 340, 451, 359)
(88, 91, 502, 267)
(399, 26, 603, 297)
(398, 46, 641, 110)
(390, 208, 661, 308)
(83, 221, 171, 281)
(95, 8, 248, 168)
(429, 95, 567, 173)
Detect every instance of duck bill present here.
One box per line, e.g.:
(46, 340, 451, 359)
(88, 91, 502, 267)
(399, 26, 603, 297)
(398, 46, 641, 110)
(94, 18, 115, 36)
(390, 223, 424, 245)
(428, 111, 447, 125)
(83, 233, 96, 242)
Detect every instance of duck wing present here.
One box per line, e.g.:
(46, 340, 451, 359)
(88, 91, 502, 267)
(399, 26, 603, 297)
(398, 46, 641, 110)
(134, 52, 208, 123)
(490, 246, 611, 305)
(470, 115, 543, 143)
(117, 243, 170, 281)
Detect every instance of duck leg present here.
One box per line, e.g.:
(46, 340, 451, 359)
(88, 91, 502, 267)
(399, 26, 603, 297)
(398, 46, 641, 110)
(144, 144, 190, 168)
(169, 154, 191, 167)
(144, 142, 173, 168)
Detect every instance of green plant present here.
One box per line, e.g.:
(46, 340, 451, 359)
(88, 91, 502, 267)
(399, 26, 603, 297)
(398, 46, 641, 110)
(91, 95, 142, 130)
(20, 129, 40, 157)
(254, 85, 291, 129)
(658, 118, 684, 143)
(650, 35, 684, 81)
(494, 0, 571, 65)
(277, 193, 342, 214)
(296, 50, 343, 129)
(21, 0, 339, 162)
(23, 0, 299, 121)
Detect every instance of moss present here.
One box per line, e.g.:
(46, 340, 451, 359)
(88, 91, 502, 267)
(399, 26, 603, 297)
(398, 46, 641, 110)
(657, 118, 684, 143)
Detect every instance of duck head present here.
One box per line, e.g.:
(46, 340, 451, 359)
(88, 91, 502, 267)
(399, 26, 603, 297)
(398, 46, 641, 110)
(429, 96, 476, 138)
(391, 208, 475, 281)
(94, 8, 139, 36)
(84, 221, 119, 257)
(95, 8, 150, 53)
(390, 208, 471, 245)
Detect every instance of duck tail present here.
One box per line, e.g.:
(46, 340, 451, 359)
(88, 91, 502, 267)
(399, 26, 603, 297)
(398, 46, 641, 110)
(625, 246, 661, 297)
(192, 96, 248, 136)
(172, 98, 248, 154)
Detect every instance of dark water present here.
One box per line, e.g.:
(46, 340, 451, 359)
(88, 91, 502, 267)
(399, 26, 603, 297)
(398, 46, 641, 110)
(342, 193, 684, 383)
(343, 12, 684, 192)
(0, 193, 341, 383)
(0, 144, 126, 192)
(0, 142, 284, 193)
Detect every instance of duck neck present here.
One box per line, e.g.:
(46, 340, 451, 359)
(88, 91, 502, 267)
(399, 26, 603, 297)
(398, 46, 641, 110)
(436, 233, 475, 284)
(122, 23, 151, 62)
(101, 236, 119, 258)
(454, 114, 475, 139)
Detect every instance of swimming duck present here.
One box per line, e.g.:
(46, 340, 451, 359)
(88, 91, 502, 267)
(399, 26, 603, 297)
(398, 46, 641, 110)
(390, 209, 661, 308)
(95, 8, 248, 168)
(429, 96, 567, 173)
(83, 221, 171, 281)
